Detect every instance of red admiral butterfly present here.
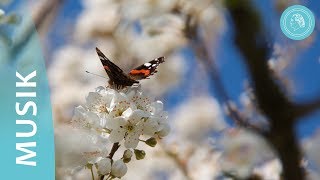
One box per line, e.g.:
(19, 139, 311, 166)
(95, 47, 165, 89)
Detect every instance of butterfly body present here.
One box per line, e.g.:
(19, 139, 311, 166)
(95, 47, 164, 89)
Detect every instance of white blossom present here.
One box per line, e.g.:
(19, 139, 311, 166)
(71, 86, 169, 150)
(107, 108, 147, 148)
(56, 167, 93, 180)
(55, 125, 109, 171)
(303, 131, 320, 171)
(120, 0, 178, 20)
(106, 107, 161, 148)
(253, 159, 282, 180)
(307, 169, 320, 180)
(187, 147, 222, 180)
(127, 14, 186, 60)
(172, 96, 226, 143)
(58, 85, 170, 178)
(148, 101, 170, 136)
(81, 0, 113, 8)
(85, 91, 114, 118)
(75, 2, 120, 41)
(97, 158, 112, 175)
(111, 159, 128, 178)
(157, 123, 171, 137)
(125, 142, 223, 180)
(125, 144, 184, 180)
(49, 46, 105, 88)
(219, 128, 275, 178)
(71, 106, 102, 130)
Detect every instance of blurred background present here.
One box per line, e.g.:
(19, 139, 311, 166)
(1, 0, 320, 179)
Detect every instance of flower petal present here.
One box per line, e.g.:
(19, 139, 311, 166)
(157, 123, 170, 137)
(130, 109, 149, 124)
(149, 101, 163, 114)
(109, 128, 126, 143)
(142, 118, 159, 136)
(122, 108, 133, 119)
(124, 128, 142, 148)
(86, 111, 101, 128)
(86, 92, 102, 105)
(106, 117, 126, 129)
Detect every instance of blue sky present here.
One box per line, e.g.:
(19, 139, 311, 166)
(46, 0, 320, 138)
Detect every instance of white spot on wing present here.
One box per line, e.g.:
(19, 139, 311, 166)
(99, 55, 106, 61)
(144, 63, 151, 67)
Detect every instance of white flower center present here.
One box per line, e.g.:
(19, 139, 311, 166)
(115, 108, 124, 117)
(126, 124, 134, 132)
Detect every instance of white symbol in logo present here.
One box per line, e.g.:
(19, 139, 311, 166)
(290, 13, 305, 31)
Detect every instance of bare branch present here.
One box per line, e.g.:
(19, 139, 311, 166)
(32, 0, 64, 35)
(158, 142, 192, 180)
(184, 14, 267, 135)
(293, 97, 320, 118)
(225, 0, 304, 179)
(107, 142, 120, 159)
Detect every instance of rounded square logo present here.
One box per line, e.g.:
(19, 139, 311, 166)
(280, 5, 315, 40)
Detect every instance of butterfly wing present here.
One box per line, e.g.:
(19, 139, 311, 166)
(128, 57, 165, 80)
(96, 47, 123, 74)
(95, 47, 138, 87)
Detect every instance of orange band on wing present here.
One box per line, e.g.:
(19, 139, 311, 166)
(104, 65, 110, 71)
(130, 69, 151, 76)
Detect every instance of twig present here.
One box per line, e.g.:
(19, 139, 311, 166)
(158, 142, 192, 180)
(184, 14, 265, 135)
(293, 97, 320, 118)
(90, 165, 95, 180)
(107, 142, 120, 159)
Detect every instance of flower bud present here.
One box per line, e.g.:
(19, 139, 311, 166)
(134, 149, 146, 160)
(122, 149, 133, 163)
(157, 124, 170, 137)
(97, 158, 111, 175)
(123, 157, 131, 163)
(123, 149, 133, 159)
(111, 159, 127, 178)
(145, 137, 157, 147)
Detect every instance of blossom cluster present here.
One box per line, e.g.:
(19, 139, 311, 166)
(68, 85, 170, 178)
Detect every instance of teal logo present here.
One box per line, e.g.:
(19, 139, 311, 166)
(280, 5, 315, 40)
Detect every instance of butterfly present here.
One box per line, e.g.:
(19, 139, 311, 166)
(95, 47, 165, 89)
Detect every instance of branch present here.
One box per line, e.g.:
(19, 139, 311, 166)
(225, 0, 304, 179)
(32, 0, 64, 34)
(107, 142, 120, 159)
(158, 142, 192, 180)
(184, 13, 266, 135)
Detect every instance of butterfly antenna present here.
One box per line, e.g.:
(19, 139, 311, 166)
(85, 71, 108, 79)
